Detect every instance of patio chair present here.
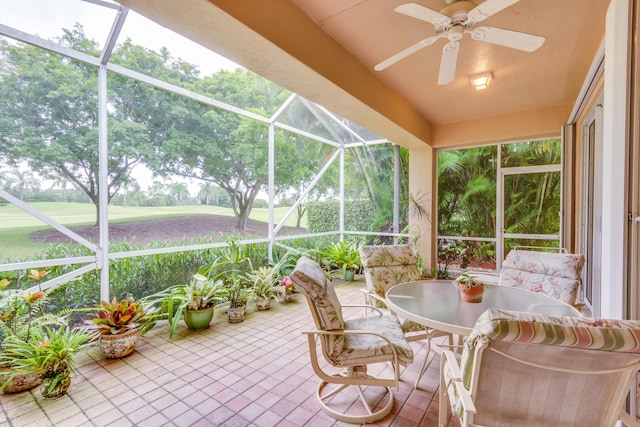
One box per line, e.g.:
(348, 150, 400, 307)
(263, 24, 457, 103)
(360, 244, 453, 388)
(439, 308, 640, 427)
(290, 256, 413, 424)
(468, 247, 585, 306)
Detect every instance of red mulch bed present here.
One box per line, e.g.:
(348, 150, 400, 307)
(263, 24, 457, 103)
(30, 214, 307, 246)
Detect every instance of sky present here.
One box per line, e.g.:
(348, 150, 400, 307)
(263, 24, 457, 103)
(2, 0, 242, 195)
(2, 0, 240, 77)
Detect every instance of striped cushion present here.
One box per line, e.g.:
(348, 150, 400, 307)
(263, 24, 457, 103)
(460, 309, 640, 388)
(475, 309, 640, 353)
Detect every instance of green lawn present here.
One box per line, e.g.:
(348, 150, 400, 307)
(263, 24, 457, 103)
(0, 202, 304, 261)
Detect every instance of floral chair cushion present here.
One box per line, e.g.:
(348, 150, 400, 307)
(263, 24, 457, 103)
(360, 245, 420, 308)
(291, 256, 345, 357)
(460, 308, 640, 388)
(334, 314, 414, 366)
(499, 249, 585, 305)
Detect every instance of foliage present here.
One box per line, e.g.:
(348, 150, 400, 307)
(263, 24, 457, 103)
(306, 200, 377, 233)
(246, 253, 291, 300)
(89, 296, 154, 336)
(0, 324, 91, 396)
(225, 277, 250, 309)
(143, 273, 227, 339)
(437, 140, 562, 267)
(320, 241, 361, 276)
(0, 29, 196, 226)
(455, 273, 484, 288)
(0, 271, 69, 348)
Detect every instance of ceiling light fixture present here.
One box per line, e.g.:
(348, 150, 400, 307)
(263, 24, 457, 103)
(470, 72, 492, 90)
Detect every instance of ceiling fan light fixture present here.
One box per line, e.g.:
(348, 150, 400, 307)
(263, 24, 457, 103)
(470, 72, 492, 90)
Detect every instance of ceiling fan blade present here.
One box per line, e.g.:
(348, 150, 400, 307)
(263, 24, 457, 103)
(467, 0, 520, 24)
(470, 26, 545, 52)
(374, 36, 440, 71)
(394, 2, 451, 26)
(438, 40, 459, 85)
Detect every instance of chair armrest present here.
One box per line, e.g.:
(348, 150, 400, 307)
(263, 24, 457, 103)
(618, 410, 640, 427)
(440, 350, 476, 419)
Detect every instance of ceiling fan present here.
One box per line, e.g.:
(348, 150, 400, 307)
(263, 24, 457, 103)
(374, 0, 545, 85)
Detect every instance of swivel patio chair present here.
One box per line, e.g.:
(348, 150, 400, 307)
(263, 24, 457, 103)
(468, 247, 585, 306)
(360, 244, 453, 388)
(439, 308, 640, 427)
(290, 256, 413, 424)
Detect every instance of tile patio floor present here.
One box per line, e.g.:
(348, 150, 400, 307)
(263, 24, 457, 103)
(0, 278, 461, 427)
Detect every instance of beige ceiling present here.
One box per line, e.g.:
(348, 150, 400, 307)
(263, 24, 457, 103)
(117, 0, 609, 149)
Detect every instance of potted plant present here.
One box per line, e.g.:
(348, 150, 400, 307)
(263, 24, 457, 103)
(246, 254, 290, 310)
(321, 241, 361, 281)
(247, 267, 279, 310)
(0, 271, 70, 394)
(456, 273, 485, 303)
(88, 296, 155, 359)
(144, 273, 228, 338)
(276, 276, 296, 303)
(0, 324, 91, 399)
(226, 277, 250, 322)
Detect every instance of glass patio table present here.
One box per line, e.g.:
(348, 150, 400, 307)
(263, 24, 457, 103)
(386, 280, 582, 337)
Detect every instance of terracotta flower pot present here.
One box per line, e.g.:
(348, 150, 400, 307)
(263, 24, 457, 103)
(0, 368, 43, 394)
(458, 283, 485, 303)
(99, 328, 141, 359)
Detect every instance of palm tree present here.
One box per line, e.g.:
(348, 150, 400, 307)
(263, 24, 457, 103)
(167, 182, 189, 206)
(4, 169, 40, 201)
(197, 182, 218, 206)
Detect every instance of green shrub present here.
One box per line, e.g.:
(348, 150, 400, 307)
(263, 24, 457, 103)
(306, 200, 376, 233)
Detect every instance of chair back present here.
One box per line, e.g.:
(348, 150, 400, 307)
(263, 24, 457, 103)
(499, 249, 585, 305)
(290, 256, 346, 359)
(360, 245, 420, 308)
(459, 309, 640, 427)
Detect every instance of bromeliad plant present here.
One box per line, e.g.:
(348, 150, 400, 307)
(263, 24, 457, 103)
(90, 296, 155, 336)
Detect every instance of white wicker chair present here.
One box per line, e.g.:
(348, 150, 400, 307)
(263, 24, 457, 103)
(290, 256, 413, 424)
(439, 308, 640, 427)
(360, 244, 453, 388)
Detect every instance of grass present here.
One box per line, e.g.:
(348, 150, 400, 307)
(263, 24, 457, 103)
(0, 202, 305, 261)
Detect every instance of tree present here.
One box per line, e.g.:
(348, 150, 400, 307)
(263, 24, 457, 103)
(156, 71, 295, 230)
(1, 169, 40, 201)
(0, 26, 198, 226)
(167, 182, 189, 206)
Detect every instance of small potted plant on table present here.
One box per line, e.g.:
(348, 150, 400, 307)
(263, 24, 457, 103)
(456, 273, 485, 303)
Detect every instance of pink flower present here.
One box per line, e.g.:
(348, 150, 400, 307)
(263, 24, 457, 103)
(279, 276, 294, 295)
